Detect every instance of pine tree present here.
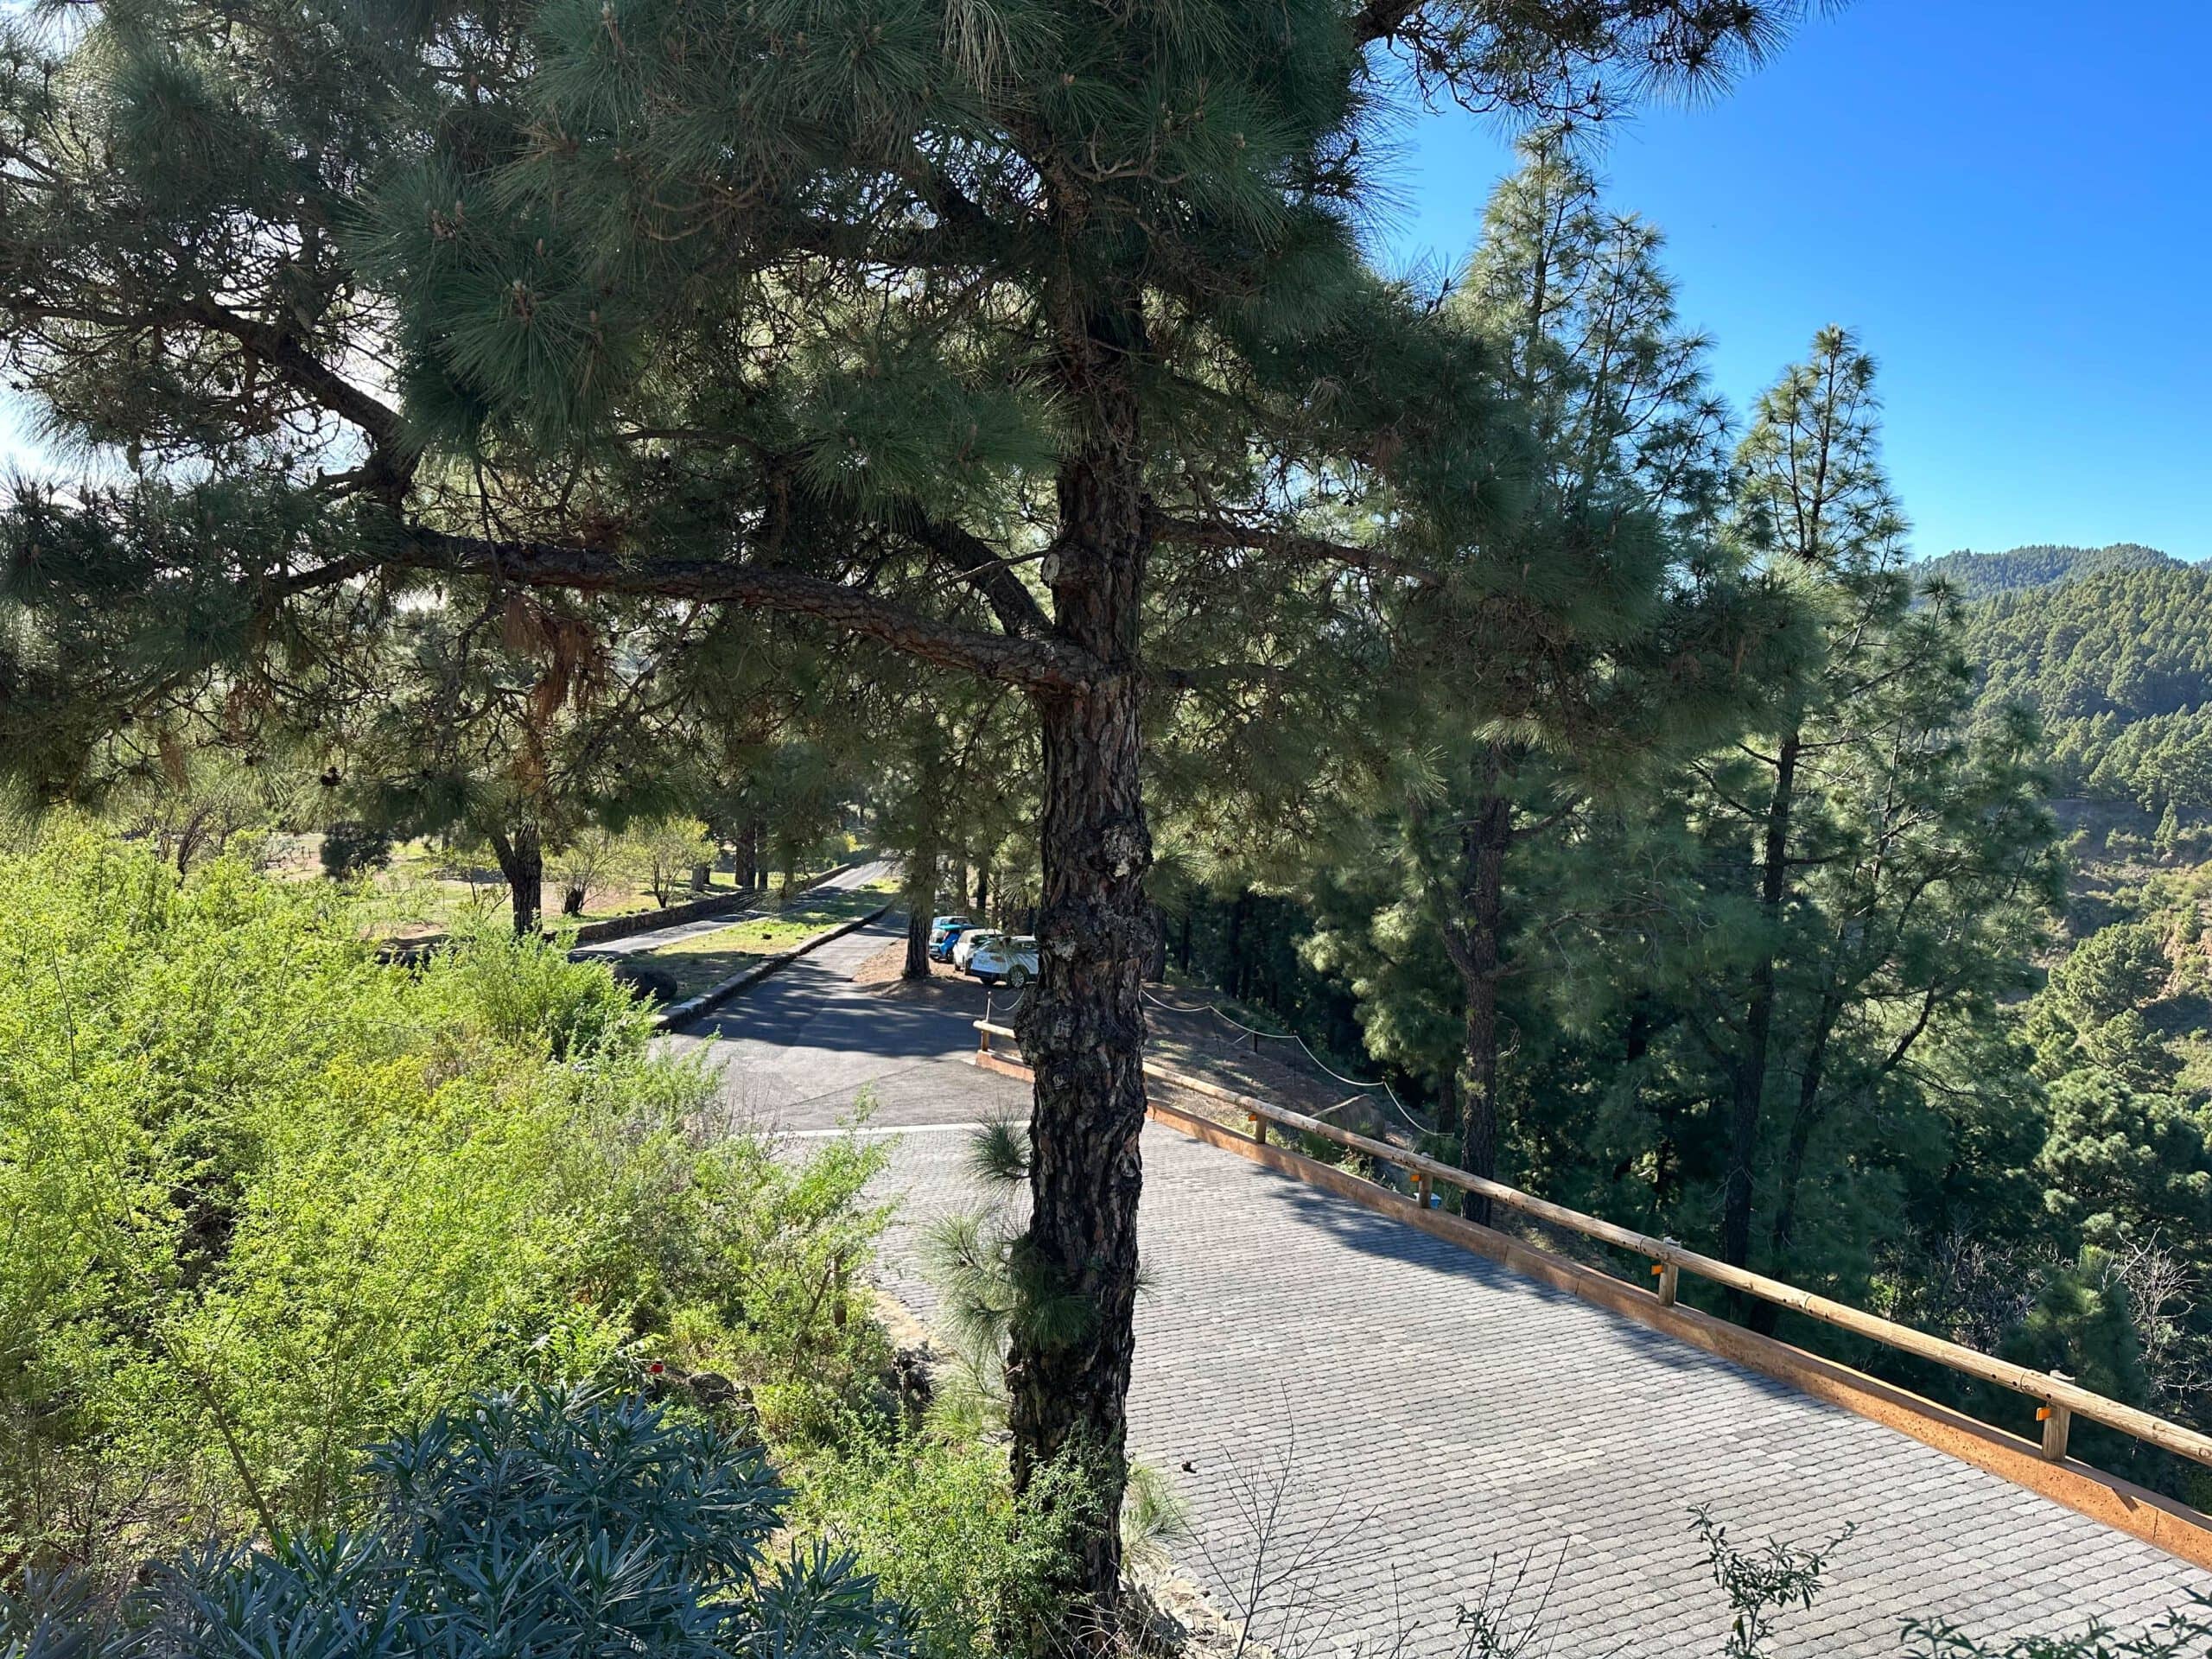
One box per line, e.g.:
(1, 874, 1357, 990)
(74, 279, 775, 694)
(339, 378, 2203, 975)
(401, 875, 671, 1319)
(1309, 137, 1778, 1209)
(0, 0, 1809, 1619)
(1689, 328, 2062, 1283)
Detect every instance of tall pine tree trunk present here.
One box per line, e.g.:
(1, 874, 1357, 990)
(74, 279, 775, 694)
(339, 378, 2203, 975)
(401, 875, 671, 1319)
(488, 825, 543, 938)
(903, 840, 936, 980)
(1757, 987, 1840, 1335)
(1008, 289, 1155, 1636)
(1723, 729, 1801, 1273)
(1450, 768, 1512, 1225)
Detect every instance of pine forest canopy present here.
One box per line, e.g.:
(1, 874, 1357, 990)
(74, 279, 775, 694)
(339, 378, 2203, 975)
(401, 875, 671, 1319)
(0, 0, 1827, 1628)
(1959, 562, 2212, 820)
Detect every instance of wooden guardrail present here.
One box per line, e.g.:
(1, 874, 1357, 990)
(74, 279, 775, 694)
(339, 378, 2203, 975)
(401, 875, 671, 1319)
(974, 1019, 2212, 1477)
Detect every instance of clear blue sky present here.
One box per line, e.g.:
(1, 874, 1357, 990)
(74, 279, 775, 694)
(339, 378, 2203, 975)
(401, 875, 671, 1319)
(1373, 0, 2212, 562)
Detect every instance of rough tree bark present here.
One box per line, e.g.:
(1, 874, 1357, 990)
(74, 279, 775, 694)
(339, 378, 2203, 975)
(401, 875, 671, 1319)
(1723, 728, 1801, 1274)
(1007, 289, 1157, 1634)
(487, 825, 544, 938)
(904, 840, 936, 980)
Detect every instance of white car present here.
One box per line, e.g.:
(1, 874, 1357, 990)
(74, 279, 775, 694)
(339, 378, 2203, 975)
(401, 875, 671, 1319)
(966, 934, 1039, 988)
(951, 928, 1002, 971)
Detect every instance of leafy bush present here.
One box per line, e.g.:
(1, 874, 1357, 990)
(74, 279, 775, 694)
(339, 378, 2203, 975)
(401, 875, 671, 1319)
(317, 821, 392, 880)
(782, 1418, 1071, 1659)
(0, 831, 887, 1583)
(0, 1389, 916, 1659)
(1904, 1597, 2212, 1658)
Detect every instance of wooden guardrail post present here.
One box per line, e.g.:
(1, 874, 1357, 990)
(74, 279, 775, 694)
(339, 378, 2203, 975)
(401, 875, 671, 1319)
(1247, 1111, 1268, 1147)
(1414, 1171, 1433, 1209)
(2040, 1371, 2074, 1462)
(1653, 1244, 1681, 1307)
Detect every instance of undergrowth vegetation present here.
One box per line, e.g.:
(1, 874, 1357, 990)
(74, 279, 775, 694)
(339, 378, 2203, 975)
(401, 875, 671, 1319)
(0, 1388, 918, 1659)
(0, 830, 1142, 1659)
(0, 830, 891, 1582)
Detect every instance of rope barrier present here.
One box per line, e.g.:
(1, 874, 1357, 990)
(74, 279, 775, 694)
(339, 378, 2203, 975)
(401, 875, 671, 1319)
(980, 982, 1430, 1137)
(1139, 987, 1430, 1134)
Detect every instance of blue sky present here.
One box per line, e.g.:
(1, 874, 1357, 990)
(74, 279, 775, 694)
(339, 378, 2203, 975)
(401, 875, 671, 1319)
(1372, 0, 2212, 562)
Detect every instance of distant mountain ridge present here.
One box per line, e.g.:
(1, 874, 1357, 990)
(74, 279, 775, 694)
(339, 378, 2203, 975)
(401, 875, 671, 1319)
(1916, 542, 2179, 600)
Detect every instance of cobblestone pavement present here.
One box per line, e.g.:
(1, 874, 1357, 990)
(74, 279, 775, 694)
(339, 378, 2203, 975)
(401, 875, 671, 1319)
(683, 920, 2212, 1657)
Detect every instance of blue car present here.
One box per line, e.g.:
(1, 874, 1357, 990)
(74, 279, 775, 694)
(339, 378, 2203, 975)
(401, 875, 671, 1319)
(926, 915, 974, 962)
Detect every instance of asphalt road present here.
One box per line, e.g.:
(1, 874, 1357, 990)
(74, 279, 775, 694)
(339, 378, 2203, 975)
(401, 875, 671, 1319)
(664, 913, 1008, 1131)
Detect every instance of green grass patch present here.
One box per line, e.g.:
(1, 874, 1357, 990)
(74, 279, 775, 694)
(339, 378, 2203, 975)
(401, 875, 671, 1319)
(636, 889, 887, 1000)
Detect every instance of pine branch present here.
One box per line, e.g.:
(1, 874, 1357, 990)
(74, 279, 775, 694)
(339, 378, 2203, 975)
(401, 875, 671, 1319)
(370, 527, 1106, 694)
(885, 503, 1054, 639)
(1148, 512, 1444, 588)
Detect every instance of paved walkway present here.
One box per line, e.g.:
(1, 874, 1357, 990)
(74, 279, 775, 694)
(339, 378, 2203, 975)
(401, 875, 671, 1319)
(680, 919, 2212, 1656)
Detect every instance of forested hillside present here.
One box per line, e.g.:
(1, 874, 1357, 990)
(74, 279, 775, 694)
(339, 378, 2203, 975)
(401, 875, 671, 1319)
(1919, 542, 2179, 600)
(1961, 563, 2212, 823)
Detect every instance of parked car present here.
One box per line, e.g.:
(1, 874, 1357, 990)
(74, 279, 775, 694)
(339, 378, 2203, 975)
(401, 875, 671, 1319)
(926, 915, 973, 961)
(966, 934, 1039, 988)
(951, 928, 1002, 971)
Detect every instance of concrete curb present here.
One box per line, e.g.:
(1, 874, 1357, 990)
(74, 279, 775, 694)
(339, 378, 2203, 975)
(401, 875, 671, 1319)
(655, 902, 895, 1031)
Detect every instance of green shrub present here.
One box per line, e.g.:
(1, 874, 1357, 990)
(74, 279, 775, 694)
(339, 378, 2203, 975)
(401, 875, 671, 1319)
(317, 822, 392, 880)
(0, 831, 887, 1582)
(0, 1389, 916, 1659)
(782, 1419, 1065, 1659)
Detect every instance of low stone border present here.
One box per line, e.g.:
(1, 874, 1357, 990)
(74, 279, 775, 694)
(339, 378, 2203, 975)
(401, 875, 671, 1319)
(654, 902, 894, 1031)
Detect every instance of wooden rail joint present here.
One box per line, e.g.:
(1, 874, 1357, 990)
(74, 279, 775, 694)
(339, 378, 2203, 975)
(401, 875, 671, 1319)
(2040, 1371, 2075, 1463)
